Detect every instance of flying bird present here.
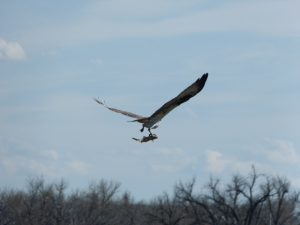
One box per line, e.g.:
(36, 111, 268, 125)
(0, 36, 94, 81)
(94, 73, 208, 139)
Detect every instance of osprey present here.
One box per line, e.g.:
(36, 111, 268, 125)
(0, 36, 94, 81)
(94, 73, 208, 140)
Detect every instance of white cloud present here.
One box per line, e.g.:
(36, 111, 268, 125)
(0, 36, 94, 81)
(26, 159, 57, 176)
(0, 38, 26, 60)
(150, 0, 300, 38)
(205, 149, 267, 175)
(67, 160, 90, 174)
(0, 154, 57, 176)
(80, 0, 300, 39)
(290, 177, 300, 190)
(138, 147, 199, 173)
(87, 0, 200, 19)
(206, 150, 228, 174)
(205, 139, 300, 177)
(151, 155, 197, 173)
(43, 150, 59, 161)
(261, 138, 299, 164)
(0, 136, 65, 177)
(20, 0, 300, 48)
(0, 158, 18, 173)
(0, 136, 94, 180)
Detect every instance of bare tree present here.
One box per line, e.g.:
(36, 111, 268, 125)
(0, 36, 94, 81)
(0, 189, 26, 225)
(175, 178, 218, 225)
(66, 179, 120, 225)
(261, 177, 300, 225)
(146, 192, 187, 225)
(175, 167, 300, 225)
(0, 171, 299, 225)
(112, 191, 142, 225)
(53, 180, 68, 225)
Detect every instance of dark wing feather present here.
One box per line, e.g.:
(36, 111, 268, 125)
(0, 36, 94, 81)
(148, 73, 208, 122)
(94, 98, 145, 120)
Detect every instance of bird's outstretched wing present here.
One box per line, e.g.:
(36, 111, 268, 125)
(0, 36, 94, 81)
(94, 98, 146, 120)
(148, 73, 208, 123)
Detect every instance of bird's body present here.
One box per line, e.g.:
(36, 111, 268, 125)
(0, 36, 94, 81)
(94, 73, 208, 140)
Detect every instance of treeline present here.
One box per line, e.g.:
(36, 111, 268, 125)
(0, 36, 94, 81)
(1, 168, 300, 225)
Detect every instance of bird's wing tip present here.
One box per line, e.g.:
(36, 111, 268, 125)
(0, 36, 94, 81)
(93, 98, 107, 106)
(93, 98, 101, 104)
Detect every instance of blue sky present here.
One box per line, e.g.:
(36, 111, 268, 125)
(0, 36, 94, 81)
(1, 0, 300, 199)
